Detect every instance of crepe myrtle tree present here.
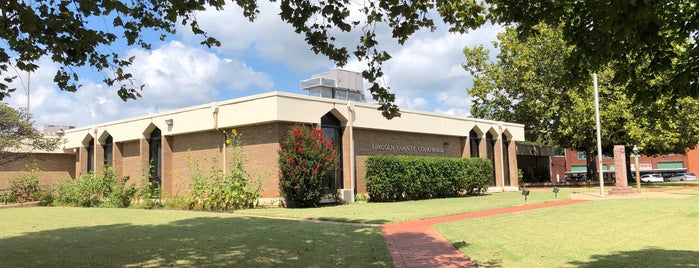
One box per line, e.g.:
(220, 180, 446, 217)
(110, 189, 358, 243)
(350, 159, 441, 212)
(278, 125, 337, 208)
(1, 0, 697, 119)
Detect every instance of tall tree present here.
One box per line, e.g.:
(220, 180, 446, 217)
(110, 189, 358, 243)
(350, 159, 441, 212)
(0, 103, 62, 166)
(464, 24, 699, 180)
(487, 0, 699, 107)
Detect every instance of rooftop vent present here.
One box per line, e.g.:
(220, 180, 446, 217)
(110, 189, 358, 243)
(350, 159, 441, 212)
(300, 69, 366, 103)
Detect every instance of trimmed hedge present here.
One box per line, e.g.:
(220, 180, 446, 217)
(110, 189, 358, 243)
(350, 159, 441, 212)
(365, 156, 492, 202)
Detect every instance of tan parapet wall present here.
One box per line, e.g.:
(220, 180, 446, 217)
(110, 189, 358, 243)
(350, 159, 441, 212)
(62, 92, 524, 148)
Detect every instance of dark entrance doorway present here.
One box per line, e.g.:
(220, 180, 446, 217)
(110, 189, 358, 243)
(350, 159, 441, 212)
(321, 112, 343, 196)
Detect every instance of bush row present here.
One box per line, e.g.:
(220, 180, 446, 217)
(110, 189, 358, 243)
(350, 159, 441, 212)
(365, 155, 492, 202)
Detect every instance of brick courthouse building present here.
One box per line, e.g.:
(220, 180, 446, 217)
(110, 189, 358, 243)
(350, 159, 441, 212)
(2, 70, 525, 203)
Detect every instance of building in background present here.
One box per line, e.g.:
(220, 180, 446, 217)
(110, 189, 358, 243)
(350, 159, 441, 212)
(563, 148, 699, 182)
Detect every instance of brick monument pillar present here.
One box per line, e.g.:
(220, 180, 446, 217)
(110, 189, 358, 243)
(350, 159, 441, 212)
(609, 145, 635, 194)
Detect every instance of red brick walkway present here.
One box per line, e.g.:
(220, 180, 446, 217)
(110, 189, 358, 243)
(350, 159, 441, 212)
(381, 199, 589, 267)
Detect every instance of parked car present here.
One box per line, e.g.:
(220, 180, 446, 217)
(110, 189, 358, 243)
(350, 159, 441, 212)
(639, 174, 664, 183)
(666, 173, 698, 182)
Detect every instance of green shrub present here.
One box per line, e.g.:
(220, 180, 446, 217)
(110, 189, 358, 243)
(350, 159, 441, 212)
(53, 168, 137, 208)
(133, 180, 162, 209)
(278, 125, 337, 208)
(37, 188, 54, 206)
(103, 175, 138, 208)
(365, 156, 492, 202)
(188, 129, 262, 211)
(54, 173, 106, 207)
(2, 191, 16, 203)
(7, 168, 42, 202)
(162, 197, 191, 210)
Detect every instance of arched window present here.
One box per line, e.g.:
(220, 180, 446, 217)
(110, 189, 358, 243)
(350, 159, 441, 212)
(502, 133, 510, 186)
(103, 136, 113, 168)
(148, 128, 162, 188)
(486, 132, 496, 186)
(87, 139, 94, 173)
(469, 130, 480, 157)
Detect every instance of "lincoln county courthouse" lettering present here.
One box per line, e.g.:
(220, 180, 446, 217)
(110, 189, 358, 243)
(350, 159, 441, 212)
(372, 143, 445, 153)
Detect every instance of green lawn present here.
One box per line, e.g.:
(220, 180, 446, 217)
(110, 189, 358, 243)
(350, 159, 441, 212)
(0, 207, 390, 267)
(435, 194, 699, 267)
(2, 185, 695, 267)
(237, 187, 595, 223)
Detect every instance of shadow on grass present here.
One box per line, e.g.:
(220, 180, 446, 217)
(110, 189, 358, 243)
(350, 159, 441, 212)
(0, 216, 390, 267)
(567, 248, 699, 267)
(315, 217, 390, 225)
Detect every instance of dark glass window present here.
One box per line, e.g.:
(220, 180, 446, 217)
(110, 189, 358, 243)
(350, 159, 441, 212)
(469, 130, 480, 157)
(486, 132, 496, 186)
(103, 136, 113, 168)
(502, 134, 510, 186)
(87, 139, 94, 173)
(321, 113, 343, 193)
(148, 128, 162, 188)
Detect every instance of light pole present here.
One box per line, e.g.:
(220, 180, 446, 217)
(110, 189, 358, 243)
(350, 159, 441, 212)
(633, 145, 641, 193)
(593, 72, 605, 197)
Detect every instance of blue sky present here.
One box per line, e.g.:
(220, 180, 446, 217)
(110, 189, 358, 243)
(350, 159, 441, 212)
(4, 4, 502, 127)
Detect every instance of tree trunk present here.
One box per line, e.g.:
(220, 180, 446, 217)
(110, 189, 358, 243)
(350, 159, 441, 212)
(585, 147, 597, 184)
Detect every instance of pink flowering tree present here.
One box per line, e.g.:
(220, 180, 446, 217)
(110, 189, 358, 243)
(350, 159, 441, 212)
(278, 125, 337, 208)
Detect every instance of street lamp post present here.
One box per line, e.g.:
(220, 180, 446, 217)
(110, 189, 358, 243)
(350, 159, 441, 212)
(593, 73, 605, 197)
(633, 145, 641, 193)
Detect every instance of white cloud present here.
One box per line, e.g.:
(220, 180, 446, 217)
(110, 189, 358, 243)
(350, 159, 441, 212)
(395, 96, 429, 110)
(184, 2, 336, 73)
(344, 23, 501, 116)
(125, 41, 273, 107)
(434, 107, 469, 116)
(3, 41, 274, 127)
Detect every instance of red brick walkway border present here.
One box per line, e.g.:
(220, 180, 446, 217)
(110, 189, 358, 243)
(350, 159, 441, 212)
(381, 199, 589, 267)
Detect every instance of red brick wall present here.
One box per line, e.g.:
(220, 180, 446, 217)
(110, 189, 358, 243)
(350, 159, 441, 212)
(352, 128, 464, 193)
(116, 140, 145, 186)
(76, 147, 88, 176)
(164, 123, 295, 198)
(0, 153, 75, 189)
(237, 123, 293, 199)
(687, 148, 699, 174)
(550, 155, 566, 183)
